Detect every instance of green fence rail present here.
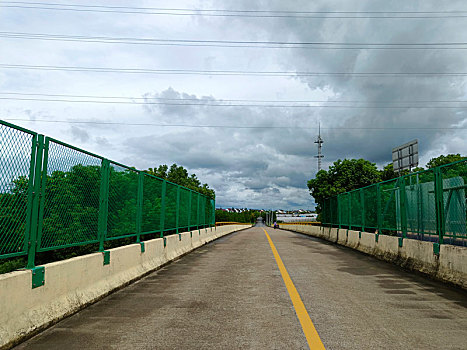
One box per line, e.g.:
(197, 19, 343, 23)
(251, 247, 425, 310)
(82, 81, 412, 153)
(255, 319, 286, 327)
(321, 158, 467, 246)
(0, 120, 215, 267)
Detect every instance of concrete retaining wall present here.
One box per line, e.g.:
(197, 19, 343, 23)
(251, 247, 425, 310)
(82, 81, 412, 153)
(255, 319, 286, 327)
(0, 225, 251, 349)
(281, 225, 466, 290)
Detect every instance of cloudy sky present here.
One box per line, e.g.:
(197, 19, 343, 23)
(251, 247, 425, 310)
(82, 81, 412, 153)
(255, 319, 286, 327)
(1, 1, 466, 209)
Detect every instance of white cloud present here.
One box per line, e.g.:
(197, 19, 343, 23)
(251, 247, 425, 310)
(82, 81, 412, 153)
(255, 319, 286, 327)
(1, 1, 466, 209)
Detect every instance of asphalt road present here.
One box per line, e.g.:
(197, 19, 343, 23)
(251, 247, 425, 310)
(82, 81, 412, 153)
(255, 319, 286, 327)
(16, 227, 467, 349)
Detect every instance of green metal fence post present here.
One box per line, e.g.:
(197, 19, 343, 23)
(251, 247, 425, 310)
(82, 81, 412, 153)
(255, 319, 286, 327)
(377, 183, 382, 233)
(360, 189, 365, 232)
(160, 180, 167, 238)
(197, 192, 200, 234)
(136, 172, 144, 243)
(398, 177, 408, 239)
(434, 168, 445, 244)
(188, 190, 192, 235)
(176, 186, 180, 237)
(348, 194, 351, 230)
(98, 159, 110, 252)
(338, 195, 342, 229)
(416, 174, 423, 235)
(26, 134, 44, 269)
(212, 198, 215, 231)
(205, 197, 208, 232)
(22, 134, 38, 261)
(35, 137, 49, 253)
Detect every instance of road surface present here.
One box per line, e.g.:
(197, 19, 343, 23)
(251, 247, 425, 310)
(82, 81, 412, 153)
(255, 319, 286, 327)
(16, 227, 467, 349)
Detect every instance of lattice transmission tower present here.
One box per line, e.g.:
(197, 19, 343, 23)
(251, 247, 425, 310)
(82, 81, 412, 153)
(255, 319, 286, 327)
(314, 124, 324, 171)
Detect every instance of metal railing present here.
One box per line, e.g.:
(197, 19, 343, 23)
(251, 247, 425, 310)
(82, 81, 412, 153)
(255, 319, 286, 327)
(0, 120, 215, 267)
(321, 158, 467, 246)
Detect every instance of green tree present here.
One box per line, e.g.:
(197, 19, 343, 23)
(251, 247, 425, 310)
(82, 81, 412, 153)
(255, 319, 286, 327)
(307, 159, 381, 212)
(215, 209, 264, 224)
(146, 164, 215, 199)
(1, 162, 217, 273)
(381, 163, 398, 181)
(426, 154, 465, 169)
(380, 163, 413, 181)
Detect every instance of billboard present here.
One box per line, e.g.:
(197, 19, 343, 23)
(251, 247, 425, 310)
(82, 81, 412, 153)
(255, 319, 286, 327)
(392, 139, 418, 172)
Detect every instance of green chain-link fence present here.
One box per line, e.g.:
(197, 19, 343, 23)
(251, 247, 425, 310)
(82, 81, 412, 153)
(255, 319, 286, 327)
(0, 120, 215, 267)
(321, 158, 467, 246)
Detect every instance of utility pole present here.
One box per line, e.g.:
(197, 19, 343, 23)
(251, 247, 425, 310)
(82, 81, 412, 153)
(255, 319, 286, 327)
(314, 123, 324, 172)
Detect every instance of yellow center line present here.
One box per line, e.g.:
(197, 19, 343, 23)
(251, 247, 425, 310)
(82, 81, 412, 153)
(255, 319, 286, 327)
(263, 228, 326, 350)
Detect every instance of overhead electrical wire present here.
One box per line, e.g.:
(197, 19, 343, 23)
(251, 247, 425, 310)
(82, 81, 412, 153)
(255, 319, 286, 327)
(2, 4, 464, 133)
(1, 92, 467, 104)
(1, 2, 467, 18)
(1, 63, 465, 77)
(3, 119, 464, 130)
(1, 96, 466, 109)
(2, 32, 467, 49)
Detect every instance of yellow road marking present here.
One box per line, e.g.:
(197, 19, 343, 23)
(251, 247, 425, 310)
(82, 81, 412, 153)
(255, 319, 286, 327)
(263, 228, 326, 350)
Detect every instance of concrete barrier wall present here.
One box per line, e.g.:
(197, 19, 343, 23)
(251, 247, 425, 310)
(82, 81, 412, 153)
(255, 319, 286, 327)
(282, 225, 466, 290)
(438, 244, 467, 288)
(0, 224, 251, 349)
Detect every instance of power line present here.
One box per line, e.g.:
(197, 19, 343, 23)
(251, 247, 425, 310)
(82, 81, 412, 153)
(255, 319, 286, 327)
(1, 63, 466, 77)
(2, 2, 467, 18)
(2, 32, 467, 50)
(3, 2, 467, 14)
(2, 92, 467, 104)
(4, 119, 465, 130)
(1, 96, 467, 108)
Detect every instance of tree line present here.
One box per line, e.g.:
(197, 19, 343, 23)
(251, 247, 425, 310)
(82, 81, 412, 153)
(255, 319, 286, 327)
(215, 209, 267, 224)
(308, 154, 466, 214)
(0, 162, 215, 274)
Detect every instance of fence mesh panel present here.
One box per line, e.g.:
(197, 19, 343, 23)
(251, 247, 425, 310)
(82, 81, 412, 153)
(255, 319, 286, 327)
(363, 185, 378, 229)
(191, 193, 199, 227)
(141, 174, 162, 233)
(38, 140, 102, 250)
(0, 123, 35, 257)
(107, 164, 138, 239)
(379, 179, 399, 232)
(329, 197, 338, 224)
(179, 188, 190, 228)
(0, 121, 216, 265)
(164, 182, 177, 230)
(339, 194, 350, 227)
(199, 196, 206, 225)
(320, 159, 466, 245)
(440, 160, 467, 244)
(205, 197, 213, 226)
(350, 190, 363, 229)
(403, 170, 436, 240)
(323, 197, 330, 225)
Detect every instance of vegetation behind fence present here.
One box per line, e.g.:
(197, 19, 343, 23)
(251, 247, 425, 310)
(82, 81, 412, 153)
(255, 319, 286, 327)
(0, 120, 215, 268)
(321, 158, 467, 246)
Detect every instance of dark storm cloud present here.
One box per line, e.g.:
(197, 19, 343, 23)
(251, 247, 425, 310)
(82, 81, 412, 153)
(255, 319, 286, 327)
(3, 0, 465, 209)
(125, 86, 319, 208)
(264, 1, 467, 167)
(150, 0, 465, 207)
